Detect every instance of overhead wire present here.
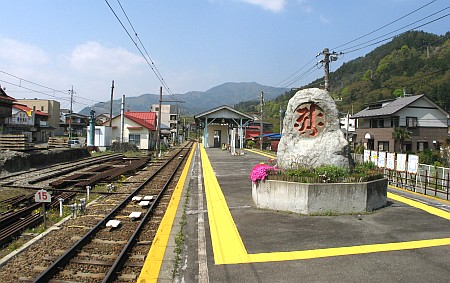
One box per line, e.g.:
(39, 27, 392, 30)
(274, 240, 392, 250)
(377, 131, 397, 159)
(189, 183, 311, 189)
(338, 8, 450, 54)
(105, 0, 178, 104)
(332, 0, 439, 50)
(0, 70, 102, 107)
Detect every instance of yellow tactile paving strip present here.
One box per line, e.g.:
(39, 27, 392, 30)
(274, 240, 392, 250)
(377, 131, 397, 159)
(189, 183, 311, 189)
(202, 145, 450, 265)
(137, 144, 196, 283)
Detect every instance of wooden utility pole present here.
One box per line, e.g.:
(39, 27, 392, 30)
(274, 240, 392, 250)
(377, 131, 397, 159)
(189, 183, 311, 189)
(260, 91, 264, 151)
(109, 80, 114, 127)
(322, 48, 330, 91)
(156, 86, 162, 157)
(69, 86, 73, 140)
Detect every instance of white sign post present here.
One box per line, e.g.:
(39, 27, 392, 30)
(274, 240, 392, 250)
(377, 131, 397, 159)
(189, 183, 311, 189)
(35, 189, 51, 228)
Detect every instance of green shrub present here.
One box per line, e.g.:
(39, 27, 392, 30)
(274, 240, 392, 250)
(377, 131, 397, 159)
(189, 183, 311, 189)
(246, 140, 255, 148)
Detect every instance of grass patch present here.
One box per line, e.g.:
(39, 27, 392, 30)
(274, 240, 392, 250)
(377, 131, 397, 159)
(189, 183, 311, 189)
(172, 185, 191, 278)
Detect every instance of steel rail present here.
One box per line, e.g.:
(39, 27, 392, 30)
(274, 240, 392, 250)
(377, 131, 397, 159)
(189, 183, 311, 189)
(102, 143, 193, 282)
(32, 142, 193, 282)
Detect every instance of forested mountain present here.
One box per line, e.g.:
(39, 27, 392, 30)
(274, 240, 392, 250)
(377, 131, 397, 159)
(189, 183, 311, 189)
(79, 82, 288, 116)
(235, 31, 450, 131)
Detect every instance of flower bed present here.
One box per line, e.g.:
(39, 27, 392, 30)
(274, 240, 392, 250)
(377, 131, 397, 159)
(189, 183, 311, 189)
(252, 178, 388, 214)
(249, 162, 388, 214)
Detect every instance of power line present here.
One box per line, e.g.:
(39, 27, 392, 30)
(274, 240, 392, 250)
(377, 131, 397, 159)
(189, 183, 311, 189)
(338, 8, 449, 54)
(104, 0, 175, 99)
(0, 70, 103, 105)
(332, 0, 439, 50)
(339, 12, 449, 55)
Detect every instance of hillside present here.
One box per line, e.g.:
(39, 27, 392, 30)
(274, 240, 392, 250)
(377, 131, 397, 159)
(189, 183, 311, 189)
(79, 82, 288, 116)
(236, 31, 450, 131)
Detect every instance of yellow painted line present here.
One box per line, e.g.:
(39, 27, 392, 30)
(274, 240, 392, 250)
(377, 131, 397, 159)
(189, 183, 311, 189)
(137, 144, 196, 283)
(244, 148, 277, 159)
(201, 147, 450, 265)
(389, 184, 450, 205)
(387, 191, 450, 220)
(200, 145, 250, 264)
(245, 238, 450, 263)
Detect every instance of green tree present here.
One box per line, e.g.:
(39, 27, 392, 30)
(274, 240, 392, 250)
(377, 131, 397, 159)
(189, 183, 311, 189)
(392, 127, 411, 153)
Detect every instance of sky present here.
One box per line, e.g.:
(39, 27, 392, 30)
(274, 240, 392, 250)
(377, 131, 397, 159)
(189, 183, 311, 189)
(0, 0, 448, 112)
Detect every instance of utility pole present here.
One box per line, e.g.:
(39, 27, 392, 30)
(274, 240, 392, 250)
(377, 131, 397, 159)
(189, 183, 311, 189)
(279, 105, 284, 134)
(69, 86, 73, 140)
(156, 86, 162, 157)
(319, 48, 340, 92)
(322, 48, 330, 91)
(109, 80, 114, 127)
(260, 91, 264, 151)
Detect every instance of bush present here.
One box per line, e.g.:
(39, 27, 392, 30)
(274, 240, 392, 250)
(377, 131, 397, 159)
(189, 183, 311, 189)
(315, 165, 349, 183)
(246, 140, 255, 148)
(264, 163, 383, 183)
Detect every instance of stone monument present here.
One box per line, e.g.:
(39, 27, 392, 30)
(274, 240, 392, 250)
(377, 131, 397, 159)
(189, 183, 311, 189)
(277, 88, 351, 169)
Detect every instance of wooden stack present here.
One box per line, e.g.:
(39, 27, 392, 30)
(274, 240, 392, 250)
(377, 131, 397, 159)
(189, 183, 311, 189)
(48, 137, 70, 148)
(0, 134, 35, 151)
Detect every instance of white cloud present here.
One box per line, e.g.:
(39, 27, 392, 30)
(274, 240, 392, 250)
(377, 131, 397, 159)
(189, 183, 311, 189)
(239, 0, 286, 12)
(297, 0, 313, 13)
(319, 13, 330, 24)
(67, 42, 145, 76)
(0, 38, 48, 65)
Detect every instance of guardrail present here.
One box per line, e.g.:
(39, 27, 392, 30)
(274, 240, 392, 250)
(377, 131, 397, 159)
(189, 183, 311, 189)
(353, 153, 450, 200)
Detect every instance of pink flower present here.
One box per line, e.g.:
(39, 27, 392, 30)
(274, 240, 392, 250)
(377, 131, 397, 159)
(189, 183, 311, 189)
(249, 163, 277, 184)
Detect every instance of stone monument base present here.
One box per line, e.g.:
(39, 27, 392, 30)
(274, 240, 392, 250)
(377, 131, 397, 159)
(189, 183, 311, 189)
(252, 178, 388, 214)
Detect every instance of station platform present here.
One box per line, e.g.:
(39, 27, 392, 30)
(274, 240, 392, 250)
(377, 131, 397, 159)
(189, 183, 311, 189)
(138, 144, 450, 283)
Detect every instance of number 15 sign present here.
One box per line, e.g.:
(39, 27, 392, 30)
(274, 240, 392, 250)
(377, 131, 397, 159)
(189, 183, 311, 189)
(35, 189, 51, 203)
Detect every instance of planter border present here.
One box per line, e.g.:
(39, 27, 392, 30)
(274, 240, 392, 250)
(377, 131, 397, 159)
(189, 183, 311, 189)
(252, 178, 388, 214)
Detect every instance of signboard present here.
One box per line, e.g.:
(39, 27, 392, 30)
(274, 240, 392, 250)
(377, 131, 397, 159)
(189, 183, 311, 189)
(370, 150, 378, 164)
(378, 151, 386, 168)
(396, 154, 407, 172)
(386, 153, 395, 170)
(364, 150, 371, 163)
(35, 189, 51, 203)
(407, 154, 419, 174)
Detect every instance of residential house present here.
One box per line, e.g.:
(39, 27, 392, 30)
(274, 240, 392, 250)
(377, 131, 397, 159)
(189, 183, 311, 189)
(95, 113, 111, 125)
(151, 104, 178, 140)
(107, 111, 157, 150)
(17, 99, 60, 137)
(0, 86, 14, 133)
(60, 109, 88, 137)
(3, 103, 51, 142)
(351, 94, 449, 153)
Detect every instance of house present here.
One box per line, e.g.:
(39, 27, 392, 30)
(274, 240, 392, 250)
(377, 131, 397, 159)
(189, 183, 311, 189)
(95, 113, 111, 125)
(0, 86, 14, 133)
(3, 103, 52, 142)
(60, 109, 88, 137)
(151, 104, 178, 140)
(106, 111, 157, 150)
(16, 99, 60, 131)
(351, 94, 449, 153)
(194, 105, 253, 149)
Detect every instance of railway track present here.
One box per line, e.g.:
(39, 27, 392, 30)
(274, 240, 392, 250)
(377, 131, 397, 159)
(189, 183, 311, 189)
(0, 153, 152, 248)
(24, 141, 194, 282)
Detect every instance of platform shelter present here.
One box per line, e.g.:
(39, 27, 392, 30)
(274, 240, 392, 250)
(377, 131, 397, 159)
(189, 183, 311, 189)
(194, 105, 253, 149)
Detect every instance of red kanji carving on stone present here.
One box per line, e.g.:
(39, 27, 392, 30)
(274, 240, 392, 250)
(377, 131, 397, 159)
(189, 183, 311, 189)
(293, 103, 325, 137)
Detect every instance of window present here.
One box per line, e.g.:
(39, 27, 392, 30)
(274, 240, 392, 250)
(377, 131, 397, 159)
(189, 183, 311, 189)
(129, 134, 141, 146)
(417, 142, 428, 152)
(41, 106, 44, 111)
(406, 117, 417, 128)
(391, 116, 399, 127)
(378, 141, 389, 152)
(370, 118, 385, 128)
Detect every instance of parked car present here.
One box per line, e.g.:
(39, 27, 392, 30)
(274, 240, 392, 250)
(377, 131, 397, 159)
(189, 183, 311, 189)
(68, 139, 81, 148)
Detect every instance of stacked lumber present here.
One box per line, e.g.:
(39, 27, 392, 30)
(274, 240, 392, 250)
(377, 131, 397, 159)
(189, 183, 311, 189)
(0, 134, 35, 151)
(48, 137, 69, 148)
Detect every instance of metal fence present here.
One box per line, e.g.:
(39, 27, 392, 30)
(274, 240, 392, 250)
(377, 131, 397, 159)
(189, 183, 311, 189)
(353, 153, 450, 200)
